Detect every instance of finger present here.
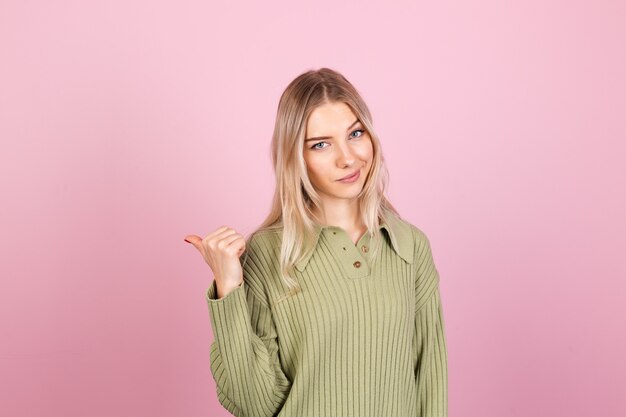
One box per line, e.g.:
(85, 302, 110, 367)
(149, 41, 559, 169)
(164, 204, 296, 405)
(184, 235, 204, 253)
(184, 226, 230, 246)
(219, 233, 245, 255)
(212, 226, 239, 241)
(216, 229, 243, 246)
(209, 225, 229, 236)
(231, 234, 248, 258)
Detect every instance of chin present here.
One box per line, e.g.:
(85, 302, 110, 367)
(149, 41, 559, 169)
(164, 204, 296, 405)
(331, 187, 365, 199)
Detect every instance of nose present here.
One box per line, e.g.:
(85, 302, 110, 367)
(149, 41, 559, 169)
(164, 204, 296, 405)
(336, 142, 356, 167)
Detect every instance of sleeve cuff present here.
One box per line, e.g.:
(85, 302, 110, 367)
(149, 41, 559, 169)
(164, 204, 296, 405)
(205, 279, 248, 344)
(206, 279, 244, 302)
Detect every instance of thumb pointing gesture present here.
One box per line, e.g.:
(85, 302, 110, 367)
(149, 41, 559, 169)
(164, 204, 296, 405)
(184, 226, 246, 299)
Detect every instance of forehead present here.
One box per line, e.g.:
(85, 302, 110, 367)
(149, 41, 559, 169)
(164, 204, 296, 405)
(306, 102, 357, 133)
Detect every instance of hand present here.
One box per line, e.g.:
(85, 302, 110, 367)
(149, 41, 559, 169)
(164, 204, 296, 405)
(184, 226, 246, 299)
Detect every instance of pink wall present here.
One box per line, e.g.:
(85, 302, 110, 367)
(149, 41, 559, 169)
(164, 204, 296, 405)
(1, 1, 624, 416)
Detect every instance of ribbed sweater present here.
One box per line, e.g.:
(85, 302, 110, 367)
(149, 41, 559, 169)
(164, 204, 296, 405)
(206, 213, 448, 417)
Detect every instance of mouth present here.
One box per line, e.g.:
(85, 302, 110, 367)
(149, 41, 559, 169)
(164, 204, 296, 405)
(336, 170, 360, 182)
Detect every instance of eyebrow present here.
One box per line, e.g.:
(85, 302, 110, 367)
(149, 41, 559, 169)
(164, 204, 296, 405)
(305, 118, 361, 142)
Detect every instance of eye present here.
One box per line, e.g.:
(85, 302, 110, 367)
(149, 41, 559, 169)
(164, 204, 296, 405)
(350, 129, 365, 138)
(310, 141, 328, 150)
(309, 129, 365, 150)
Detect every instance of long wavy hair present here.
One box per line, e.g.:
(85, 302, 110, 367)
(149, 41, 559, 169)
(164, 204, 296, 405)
(244, 67, 404, 295)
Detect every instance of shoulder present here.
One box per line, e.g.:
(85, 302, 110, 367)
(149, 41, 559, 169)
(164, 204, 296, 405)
(398, 218, 436, 264)
(388, 214, 431, 247)
(239, 228, 283, 274)
(408, 223, 431, 246)
(400, 221, 442, 298)
(245, 228, 282, 255)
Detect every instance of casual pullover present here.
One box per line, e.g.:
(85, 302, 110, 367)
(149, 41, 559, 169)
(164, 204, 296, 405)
(206, 213, 448, 417)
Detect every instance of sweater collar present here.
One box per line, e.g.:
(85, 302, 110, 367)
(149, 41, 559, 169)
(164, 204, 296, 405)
(294, 213, 414, 272)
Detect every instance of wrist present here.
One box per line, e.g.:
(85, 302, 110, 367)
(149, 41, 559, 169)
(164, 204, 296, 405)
(216, 280, 243, 299)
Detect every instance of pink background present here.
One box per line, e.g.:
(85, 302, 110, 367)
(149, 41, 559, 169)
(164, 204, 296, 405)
(1, 1, 625, 416)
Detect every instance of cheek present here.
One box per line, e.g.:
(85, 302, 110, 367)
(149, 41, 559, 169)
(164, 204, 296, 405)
(356, 139, 374, 160)
(305, 159, 327, 184)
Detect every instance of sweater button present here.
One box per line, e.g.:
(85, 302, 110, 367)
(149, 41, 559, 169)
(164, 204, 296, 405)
(353, 261, 361, 268)
(361, 245, 368, 252)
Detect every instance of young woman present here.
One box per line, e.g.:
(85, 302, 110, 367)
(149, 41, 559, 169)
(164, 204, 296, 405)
(185, 68, 448, 417)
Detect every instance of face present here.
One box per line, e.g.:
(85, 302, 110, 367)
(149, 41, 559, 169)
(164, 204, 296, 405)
(303, 101, 373, 206)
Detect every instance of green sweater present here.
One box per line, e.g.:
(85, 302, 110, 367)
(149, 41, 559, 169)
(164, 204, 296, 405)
(206, 213, 448, 417)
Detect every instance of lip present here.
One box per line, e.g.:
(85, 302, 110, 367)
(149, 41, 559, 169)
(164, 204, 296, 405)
(337, 170, 360, 183)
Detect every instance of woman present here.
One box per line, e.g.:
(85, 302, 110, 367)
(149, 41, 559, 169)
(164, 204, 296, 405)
(184, 67, 448, 417)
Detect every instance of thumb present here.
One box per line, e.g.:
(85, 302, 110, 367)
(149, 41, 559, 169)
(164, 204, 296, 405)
(184, 235, 204, 252)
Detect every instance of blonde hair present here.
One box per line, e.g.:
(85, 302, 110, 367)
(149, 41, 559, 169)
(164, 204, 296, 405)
(245, 67, 403, 295)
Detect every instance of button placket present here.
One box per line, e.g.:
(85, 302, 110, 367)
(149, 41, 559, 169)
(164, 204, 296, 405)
(326, 228, 370, 279)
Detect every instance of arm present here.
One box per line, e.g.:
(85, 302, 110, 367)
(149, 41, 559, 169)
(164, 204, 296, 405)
(206, 236, 291, 417)
(413, 228, 448, 417)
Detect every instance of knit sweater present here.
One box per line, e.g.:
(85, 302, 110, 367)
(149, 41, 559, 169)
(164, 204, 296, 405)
(205, 213, 448, 417)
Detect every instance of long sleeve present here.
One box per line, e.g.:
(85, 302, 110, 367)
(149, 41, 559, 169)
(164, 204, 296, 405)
(206, 236, 292, 417)
(413, 228, 448, 417)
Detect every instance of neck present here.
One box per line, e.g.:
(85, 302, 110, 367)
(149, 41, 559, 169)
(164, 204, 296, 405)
(311, 199, 364, 233)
